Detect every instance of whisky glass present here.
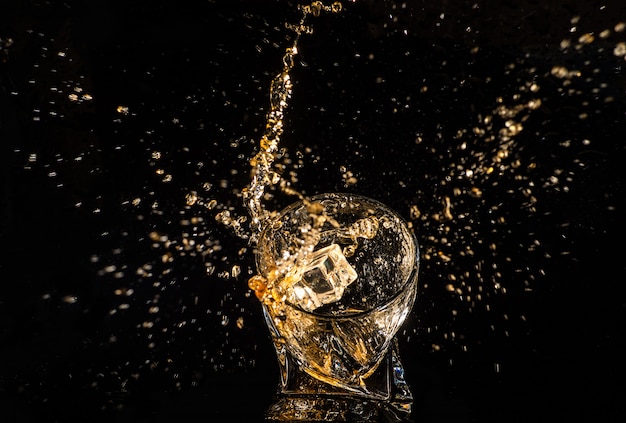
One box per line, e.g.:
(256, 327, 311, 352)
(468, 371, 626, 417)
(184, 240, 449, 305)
(255, 192, 419, 422)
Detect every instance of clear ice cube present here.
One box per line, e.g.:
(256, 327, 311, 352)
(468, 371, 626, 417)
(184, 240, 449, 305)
(286, 244, 358, 312)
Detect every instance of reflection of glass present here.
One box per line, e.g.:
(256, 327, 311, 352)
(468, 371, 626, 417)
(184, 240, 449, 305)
(255, 193, 419, 422)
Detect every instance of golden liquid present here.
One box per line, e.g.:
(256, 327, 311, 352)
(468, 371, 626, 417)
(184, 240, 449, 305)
(256, 193, 419, 392)
(242, 1, 345, 242)
(238, 4, 421, 389)
(241, 2, 350, 310)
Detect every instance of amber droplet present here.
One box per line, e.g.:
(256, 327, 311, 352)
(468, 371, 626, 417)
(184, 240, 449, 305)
(306, 201, 324, 215)
(260, 136, 273, 151)
(248, 275, 269, 301)
(248, 274, 267, 291)
(254, 287, 267, 301)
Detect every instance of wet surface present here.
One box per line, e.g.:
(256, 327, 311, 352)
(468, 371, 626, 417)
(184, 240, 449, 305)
(1, 1, 625, 422)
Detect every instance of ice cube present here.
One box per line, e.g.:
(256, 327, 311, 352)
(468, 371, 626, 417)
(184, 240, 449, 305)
(285, 244, 358, 312)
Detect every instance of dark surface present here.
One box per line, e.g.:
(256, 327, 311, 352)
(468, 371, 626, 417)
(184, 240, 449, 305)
(1, 1, 625, 422)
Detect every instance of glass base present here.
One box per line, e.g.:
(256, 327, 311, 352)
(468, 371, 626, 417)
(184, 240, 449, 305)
(265, 341, 413, 422)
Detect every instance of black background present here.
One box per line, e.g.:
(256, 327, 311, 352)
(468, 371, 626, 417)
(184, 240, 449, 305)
(1, 1, 625, 422)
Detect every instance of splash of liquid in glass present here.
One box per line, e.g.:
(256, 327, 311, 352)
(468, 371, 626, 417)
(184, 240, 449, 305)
(7, 1, 624, 417)
(238, 2, 354, 311)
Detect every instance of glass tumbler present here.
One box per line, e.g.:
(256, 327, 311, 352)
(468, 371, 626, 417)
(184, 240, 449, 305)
(255, 193, 419, 422)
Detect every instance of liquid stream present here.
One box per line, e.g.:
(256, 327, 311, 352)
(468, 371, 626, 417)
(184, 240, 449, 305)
(242, 2, 359, 313)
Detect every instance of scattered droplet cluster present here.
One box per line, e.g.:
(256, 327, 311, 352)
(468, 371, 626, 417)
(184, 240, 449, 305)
(7, 0, 624, 412)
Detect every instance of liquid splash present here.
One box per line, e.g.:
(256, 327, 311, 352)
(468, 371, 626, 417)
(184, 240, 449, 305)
(3, 0, 624, 418)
